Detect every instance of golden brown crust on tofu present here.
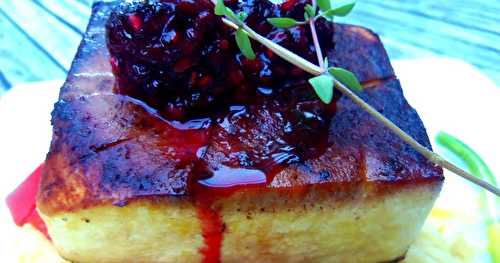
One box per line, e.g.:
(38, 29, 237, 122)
(38, 1, 442, 216)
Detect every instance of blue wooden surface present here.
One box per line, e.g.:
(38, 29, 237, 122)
(0, 0, 499, 94)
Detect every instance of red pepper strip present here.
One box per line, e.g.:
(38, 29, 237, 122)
(5, 164, 50, 240)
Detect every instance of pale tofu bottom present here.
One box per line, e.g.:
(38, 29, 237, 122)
(39, 184, 440, 263)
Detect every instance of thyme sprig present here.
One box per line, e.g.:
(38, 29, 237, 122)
(216, 0, 361, 103)
(212, 0, 500, 196)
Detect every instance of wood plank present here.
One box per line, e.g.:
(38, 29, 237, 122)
(0, 11, 66, 88)
(0, 71, 11, 90)
(34, 0, 92, 35)
(338, 2, 500, 85)
(393, 0, 500, 26)
(479, 68, 500, 87)
(362, 1, 500, 41)
(344, 2, 500, 64)
(453, 0, 500, 16)
(75, 0, 94, 7)
(377, 36, 436, 59)
(377, 1, 500, 36)
(0, 1, 82, 71)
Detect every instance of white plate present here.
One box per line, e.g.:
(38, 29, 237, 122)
(393, 59, 500, 215)
(0, 58, 498, 260)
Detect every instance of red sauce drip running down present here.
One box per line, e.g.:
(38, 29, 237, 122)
(196, 198, 224, 263)
(190, 157, 303, 262)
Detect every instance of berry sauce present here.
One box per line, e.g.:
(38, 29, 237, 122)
(195, 194, 225, 263)
(106, 0, 334, 120)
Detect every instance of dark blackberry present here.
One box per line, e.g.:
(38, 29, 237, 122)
(106, 0, 335, 120)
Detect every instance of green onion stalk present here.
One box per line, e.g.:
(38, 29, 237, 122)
(436, 132, 499, 262)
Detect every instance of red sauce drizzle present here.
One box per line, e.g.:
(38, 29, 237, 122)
(196, 198, 224, 263)
(191, 165, 275, 263)
(6, 164, 50, 240)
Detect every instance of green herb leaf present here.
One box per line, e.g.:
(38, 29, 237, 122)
(328, 67, 362, 92)
(304, 11, 310, 20)
(235, 28, 256, 60)
(237, 11, 248, 21)
(214, 1, 240, 23)
(224, 7, 238, 21)
(322, 1, 356, 20)
(333, 1, 356, 16)
(309, 74, 335, 104)
(304, 4, 316, 18)
(317, 0, 331, 11)
(214, 0, 226, 16)
(267, 17, 299, 28)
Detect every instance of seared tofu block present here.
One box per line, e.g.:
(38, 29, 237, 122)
(38, 1, 443, 263)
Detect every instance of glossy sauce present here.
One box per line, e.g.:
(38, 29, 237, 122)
(192, 181, 225, 263)
(190, 165, 280, 263)
(106, 0, 334, 121)
(196, 200, 224, 263)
